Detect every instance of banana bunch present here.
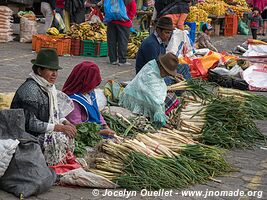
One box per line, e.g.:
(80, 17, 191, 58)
(229, 5, 251, 18)
(67, 22, 107, 41)
(127, 31, 149, 59)
(47, 27, 59, 36)
(187, 6, 209, 22)
(224, 0, 248, 7)
(197, 1, 227, 16)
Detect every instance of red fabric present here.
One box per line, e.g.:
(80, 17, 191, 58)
(112, 0, 137, 27)
(56, 0, 64, 8)
(165, 99, 179, 115)
(49, 151, 81, 174)
(62, 61, 102, 95)
(252, 0, 267, 12)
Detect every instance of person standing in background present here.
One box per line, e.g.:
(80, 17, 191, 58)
(41, 0, 56, 33)
(107, 0, 137, 66)
(151, 0, 191, 30)
(248, 7, 263, 39)
(56, 0, 64, 19)
(260, 6, 267, 35)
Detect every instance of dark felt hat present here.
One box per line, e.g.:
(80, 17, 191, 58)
(31, 48, 62, 70)
(156, 17, 174, 31)
(159, 52, 178, 77)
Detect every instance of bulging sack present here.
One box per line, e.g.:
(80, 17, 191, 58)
(104, 0, 130, 23)
(20, 16, 37, 43)
(0, 109, 57, 198)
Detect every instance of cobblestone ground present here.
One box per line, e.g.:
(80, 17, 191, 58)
(0, 35, 267, 200)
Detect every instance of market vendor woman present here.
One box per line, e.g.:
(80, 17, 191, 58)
(11, 48, 77, 166)
(62, 61, 115, 137)
(120, 52, 178, 128)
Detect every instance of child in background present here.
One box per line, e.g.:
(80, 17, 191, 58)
(196, 23, 218, 52)
(261, 6, 267, 36)
(248, 7, 263, 39)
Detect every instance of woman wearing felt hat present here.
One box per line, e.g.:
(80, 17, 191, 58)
(11, 48, 77, 166)
(120, 52, 178, 128)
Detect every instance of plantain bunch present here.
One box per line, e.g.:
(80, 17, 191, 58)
(187, 6, 209, 22)
(67, 22, 107, 41)
(127, 31, 149, 59)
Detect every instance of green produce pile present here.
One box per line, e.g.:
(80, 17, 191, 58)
(116, 144, 231, 190)
(74, 122, 101, 157)
(200, 98, 265, 148)
(102, 112, 156, 137)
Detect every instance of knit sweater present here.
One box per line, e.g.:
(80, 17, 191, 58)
(135, 33, 166, 74)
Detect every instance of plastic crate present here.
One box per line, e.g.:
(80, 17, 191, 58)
(32, 34, 47, 51)
(224, 27, 238, 36)
(80, 40, 108, 57)
(224, 14, 238, 36)
(35, 36, 71, 56)
(70, 39, 80, 56)
(225, 14, 238, 27)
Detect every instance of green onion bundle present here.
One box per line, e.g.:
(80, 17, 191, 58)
(116, 144, 232, 190)
(200, 98, 265, 148)
(218, 87, 267, 120)
(168, 78, 217, 100)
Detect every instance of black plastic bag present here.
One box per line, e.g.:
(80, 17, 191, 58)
(208, 70, 248, 90)
(0, 109, 56, 198)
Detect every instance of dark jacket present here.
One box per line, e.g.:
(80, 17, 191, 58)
(11, 78, 50, 137)
(248, 13, 263, 29)
(65, 0, 85, 23)
(42, 0, 56, 10)
(155, 0, 191, 18)
(135, 33, 166, 74)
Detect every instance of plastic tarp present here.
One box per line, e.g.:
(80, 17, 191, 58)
(60, 168, 118, 188)
(0, 109, 56, 198)
(166, 28, 194, 58)
(243, 40, 267, 57)
(243, 65, 267, 91)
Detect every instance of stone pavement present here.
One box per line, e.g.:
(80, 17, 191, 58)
(0, 35, 267, 200)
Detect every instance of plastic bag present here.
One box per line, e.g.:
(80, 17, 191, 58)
(60, 168, 118, 188)
(0, 139, 20, 177)
(238, 19, 249, 35)
(243, 43, 267, 57)
(243, 65, 267, 91)
(208, 69, 248, 90)
(0, 109, 56, 198)
(166, 28, 194, 58)
(104, 0, 130, 23)
(20, 16, 37, 43)
(54, 13, 65, 32)
(104, 80, 124, 106)
(95, 88, 107, 111)
(0, 92, 15, 110)
(102, 106, 135, 118)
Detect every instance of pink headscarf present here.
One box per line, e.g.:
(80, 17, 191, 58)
(62, 61, 102, 95)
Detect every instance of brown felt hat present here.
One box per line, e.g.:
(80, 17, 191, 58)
(159, 52, 178, 77)
(156, 17, 174, 31)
